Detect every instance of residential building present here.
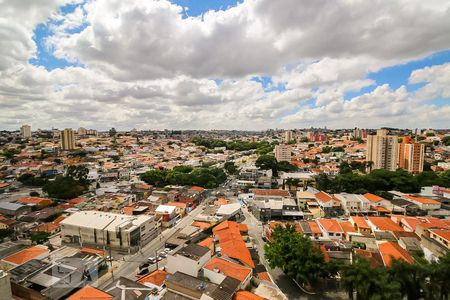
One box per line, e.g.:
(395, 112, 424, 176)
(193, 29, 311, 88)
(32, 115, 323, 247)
(203, 257, 252, 288)
(0, 270, 12, 300)
(317, 219, 343, 240)
(429, 229, 450, 249)
(20, 124, 31, 138)
(60, 128, 76, 150)
(284, 130, 294, 143)
(166, 244, 211, 277)
(60, 211, 158, 253)
(366, 129, 399, 171)
(274, 144, 291, 162)
(400, 195, 441, 210)
(77, 127, 87, 136)
(68, 286, 113, 300)
(398, 136, 425, 173)
(0, 245, 49, 270)
(378, 241, 414, 267)
(352, 128, 367, 139)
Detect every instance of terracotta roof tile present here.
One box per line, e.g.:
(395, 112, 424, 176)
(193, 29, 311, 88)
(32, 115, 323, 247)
(137, 269, 170, 287)
(67, 285, 113, 300)
(3, 246, 49, 265)
(378, 241, 414, 267)
(204, 257, 252, 283)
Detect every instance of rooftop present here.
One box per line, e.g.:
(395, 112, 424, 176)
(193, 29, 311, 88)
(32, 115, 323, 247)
(204, 257, 252, 283)
(174, 244, 210, 261)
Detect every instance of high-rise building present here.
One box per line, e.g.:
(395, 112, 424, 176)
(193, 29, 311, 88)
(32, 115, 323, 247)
(398, 136, 425, 174)
(352, 128, 367, 139)
(274, 144, 291, 162)
(20, 124, 31, 138)
(366, 129, 399, 171)
(60, 128, 76, 150)
(284, 130, 294, 143)
(77, 127, 87, 136)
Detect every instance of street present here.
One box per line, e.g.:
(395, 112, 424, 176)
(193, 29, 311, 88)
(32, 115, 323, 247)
(97, 203, 206, 289)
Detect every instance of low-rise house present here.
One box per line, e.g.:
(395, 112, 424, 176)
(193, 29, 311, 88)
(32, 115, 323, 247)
(0, 245, 49, 270)
(0, 202, 32, 217)
(250, 189, 289, 201)
(378, 241, 414, 267)
(68, 286, 113, 300)
(17, 196, 53, 209)
(166, 244, 211, 277)
(155, 204, 179, 227)
(103, 277, 152, 300)
(137, 269, 170, 290)
(317, 219, 343, 240)
(367, 217, 404, 234)
(429, 229, 450, 249)
(401, 195, 441, 211)
(203, 257, 252, 288)
(350, 216, 372, 235)
(296, 191, 315, 210)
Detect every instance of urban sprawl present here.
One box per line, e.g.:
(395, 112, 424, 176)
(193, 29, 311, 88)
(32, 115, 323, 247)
(0, 126, 449, 300)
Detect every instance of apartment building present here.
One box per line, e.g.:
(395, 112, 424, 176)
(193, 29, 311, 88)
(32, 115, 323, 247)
(366, 129, 399, 171)
(61, 128, 76, 150)
(20, 124, 31, 138)
(274, 144, 291, 162)
(60, 211, 158, 253)
(398, 136, 425, 174)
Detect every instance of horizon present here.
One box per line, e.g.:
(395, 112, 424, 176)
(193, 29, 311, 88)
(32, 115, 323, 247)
(1, 0, 449, 130)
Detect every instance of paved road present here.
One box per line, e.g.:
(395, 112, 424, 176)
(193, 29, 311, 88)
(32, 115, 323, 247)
(97, 204, 206, 289)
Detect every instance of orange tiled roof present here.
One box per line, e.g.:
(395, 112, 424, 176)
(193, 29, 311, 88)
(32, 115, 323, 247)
(234, 290, 265, 300)
(363, 193, 384, 203)
(315, 191, 333, 203)
(368, 217, 404, 232)
(351, 216, 370, 229)
(80, 248, 104, 256)
(213, 221, 255, 268)
(67, 285, 113, 300)
(308, 221, 322, 235)
(339, 221, 357, 233)
(137, 269, 170, 287)
(17, 196, 51, 205)
(204, 257, 252, 283)
(431, 229, 450, 241)
(403, 195, 440, 205)
(192, 221, 211, 230)
(256, 271, 272, 282)
(238, 224, 248, 233)
(0, 183, 10, 188)
(3, 246, 48, 265)
(197, 237, 214, 249)
(69, 197, 88, 204)
(190, 186, 205, 192)
(167, 202, 187, 208)
(31, 223, 58, 233)
(252, 189, 289, 197)
(53, 215, 65, 225)
(378, 241, 414, 267)
(214, 198, 229, 206)
(123, 206, 134, 215)
(317, 219, 343, 233)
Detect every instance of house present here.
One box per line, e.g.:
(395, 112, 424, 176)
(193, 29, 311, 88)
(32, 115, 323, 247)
(166, 244, 211, 277)
(350, 216, 372, 235)
(155, 205, 179, 227)
(334, 193, 371, 215)
(367, 217, 404, 233)
(17, 196, 53, 209)
(429, 229, 450, 249)
(165, 271, 239, 300)
(166, 201, 187, 216)
(197, 237, 215, 254)
(137, 269, 170, 290)
(0, 245, 49, 270)
(213, 221, 255, 268)
(296, 191, 315, 210)
(339, 221, 359, 241)
(0, 202, 32, 217)
(67, 285, 113, 300)
(234, 290, 265, 300)
(103, 277, 152, 300)
(401, 195, 441, 211)
(250, 189, 289, 201)
(317, 219, 343, 240)
(378, 241, 414, 267)
(307, 221, 323, 239)
(203, 257, 252, 288)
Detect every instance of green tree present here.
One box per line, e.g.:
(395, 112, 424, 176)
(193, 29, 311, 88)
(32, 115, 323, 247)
(66, 165, 89, 184)
(31, 232, 50, 244)
(264, 224, 333, 287)
(224, 161, 238, 175)
(1, 148, 21, 159)
(277, 161, 297, 172)
(442, 136, 450, 146)
(43, 176, 86, 199)
(255, 155, 278, 176)
(425, 253, 450, 300)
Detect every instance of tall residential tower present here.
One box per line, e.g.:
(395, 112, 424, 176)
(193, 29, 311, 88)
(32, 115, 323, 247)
(60, 128, 76, 150)
(366, 129, 399, 171)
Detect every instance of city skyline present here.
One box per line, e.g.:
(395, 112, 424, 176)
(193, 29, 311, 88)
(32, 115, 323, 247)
(1, 0, 450, 130)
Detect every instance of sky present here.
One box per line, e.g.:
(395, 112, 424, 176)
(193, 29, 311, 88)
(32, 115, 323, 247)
(0, 0, 449, 131)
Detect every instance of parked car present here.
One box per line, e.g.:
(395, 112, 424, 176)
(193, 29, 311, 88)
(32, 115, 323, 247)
(159, 252, 167, 258)
(148, 257, 157, 264)
(164, 248, 171, 254)
(139, 263, 150, 270)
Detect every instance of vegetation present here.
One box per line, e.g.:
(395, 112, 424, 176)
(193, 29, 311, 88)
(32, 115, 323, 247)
(339, 161, 371, 174)
(1, 148, 21, 159)
(140, 166, 227, 188)
(442, 136, 450, 146)
(18, 173, 48, 187)
(31, 232, 50, 244)
(255, 155, 298, 177)
(224, 161, 238, 175)
(266, 224, 450, 299)
(29, 191, 40, 197)
(316, 169, 450, 194)
(264, 224, 336, 287)
(191, 137, 275, 154)
(0, 229, 14, 242)
(342, 254, 450, 300)
(42, 166, 89, 199)
(322, 146, 345, 153)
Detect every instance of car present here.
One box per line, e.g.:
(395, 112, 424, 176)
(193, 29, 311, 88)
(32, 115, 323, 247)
(136, 268, 149, 277)
(148, 257, 157, 264)
(159, 252, 167, 258)
(139, 263, 150, 270)
(157, 256, 163, 261)
(164, 248, 171, 254)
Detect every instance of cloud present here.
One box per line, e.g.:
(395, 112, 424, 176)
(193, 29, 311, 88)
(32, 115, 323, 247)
(0, 0, 449, 130)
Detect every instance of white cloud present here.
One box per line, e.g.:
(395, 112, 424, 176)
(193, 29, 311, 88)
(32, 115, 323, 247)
(0, 0, 449, 130)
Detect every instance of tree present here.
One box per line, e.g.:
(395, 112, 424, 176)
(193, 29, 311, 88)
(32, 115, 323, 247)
(255, 155, 278, 176)
(300, 137, 309, 143)
(31, 232, 50, 244)
(224, 161, 238, 175)
(66, 165, 89, 185)
(425, 252, 450, 299)
(1, 148, 21, 159)
(109, 127, 117, 137)
(29, 191, 40, 197)
(264, 224, 333, 287)
(43, 176, 87, 199)
(442, 136, 450, 146)
(388, 258, 429, 300)
(18, 173, 47, 187)
(277, 161, 297, 173)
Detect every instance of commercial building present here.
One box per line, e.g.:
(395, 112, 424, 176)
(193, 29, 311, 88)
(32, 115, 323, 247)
(366, 129, 399, 171)
(274, 144, 291, 162)
(60, 211, 159, 253)
(20, 125, 31, 138)
(60, 128, 76, 150)
(398, 136, 425, 174)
